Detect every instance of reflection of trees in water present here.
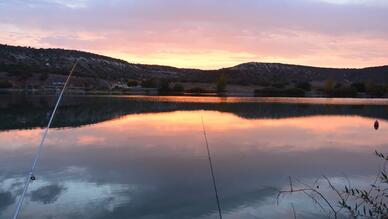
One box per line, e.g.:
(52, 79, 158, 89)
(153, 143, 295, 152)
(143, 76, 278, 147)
(1, 95, 388, 131)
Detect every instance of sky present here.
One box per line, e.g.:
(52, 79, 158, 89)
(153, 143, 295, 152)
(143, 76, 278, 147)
(0, 0, 387, 69)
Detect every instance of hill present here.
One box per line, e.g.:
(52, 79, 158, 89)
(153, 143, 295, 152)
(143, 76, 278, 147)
(1, 44, 388, 89)
(224, 62, 388, 84)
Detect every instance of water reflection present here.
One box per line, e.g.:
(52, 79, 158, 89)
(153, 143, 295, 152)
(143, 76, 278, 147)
(0, 191, 14, 211)
(0, 177, 132, 219)
(0, 95, 387, 218)
(2, 95, 388, 131)
(30, 184, 66, 204)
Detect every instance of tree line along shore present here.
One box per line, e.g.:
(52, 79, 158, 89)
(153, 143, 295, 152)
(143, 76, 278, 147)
(1, 75, 388, 98)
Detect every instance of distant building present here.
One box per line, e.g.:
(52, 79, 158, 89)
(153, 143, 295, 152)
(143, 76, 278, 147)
(52, 81, 65, 87)
(111, 82, 130, 90)
(43, 81, 65, 90)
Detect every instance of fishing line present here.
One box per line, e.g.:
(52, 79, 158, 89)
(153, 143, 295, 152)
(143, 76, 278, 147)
(12, 59, 79, 219)
(201, 115, 223, 219)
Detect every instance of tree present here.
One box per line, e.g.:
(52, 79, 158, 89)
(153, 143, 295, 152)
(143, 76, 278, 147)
(39, 72, 49, 81)
(272, 82, 286, 89)
(334, 82, 343, 89)
(351, 82, 366, 93)
(216, 74, 227, 93)
(324, 80, 335, 93)
(141, 79, 156, 88)
(323, 81, 357, 97)
(158, 80, 171, 94)
(187, 87, 207, 94)
(331, 86, 358, 97)
(296, 82, 312, 91)
(366, 81, 385, 97)
(0, 80, 12, 89)
(254, 87, 305, 97)
(172, 84, 184, 93)
(127, 80, 138, 87)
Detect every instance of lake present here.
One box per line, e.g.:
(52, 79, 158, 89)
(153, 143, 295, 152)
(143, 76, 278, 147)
(1, 95, 388, 219)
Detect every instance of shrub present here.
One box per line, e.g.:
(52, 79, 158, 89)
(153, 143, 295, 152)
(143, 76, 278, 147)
(272, 83, 287, 89)
(324, 80, 335, 93)
(172, 84, 184, 93)
(0, 80, 12, 89)
(141, 79, 156, 88)
(158, 81, 171, 94)
(326, 86, 358, 97)
(39, 72, 49, 81)
(334, 82, 343, 89)
(296, 82, 312, 91)
(258, 81, 270, 87)
(351, 82, 366, 93)
(254, 87, 305, 97)
(186, 87, 209, 94)
(127, 80, 138, 87)
(366, 82, 385, 97)
(216, 74, 227, 93)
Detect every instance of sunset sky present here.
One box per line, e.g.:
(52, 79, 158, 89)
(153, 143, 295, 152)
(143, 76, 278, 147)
(0, 0, 387, 69)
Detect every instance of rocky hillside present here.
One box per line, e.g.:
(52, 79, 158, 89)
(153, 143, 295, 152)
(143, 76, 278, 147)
(0, 44, 202, 80)
(224, 62, 388, 84)
(1, 44, 388, 87)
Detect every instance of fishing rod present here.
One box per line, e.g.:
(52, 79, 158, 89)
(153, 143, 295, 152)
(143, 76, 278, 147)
(201, 116, 223, 219)
(12, 59, 79, 219)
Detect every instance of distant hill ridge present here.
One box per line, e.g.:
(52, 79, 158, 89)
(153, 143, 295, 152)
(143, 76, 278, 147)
(1, 44, 388, 84)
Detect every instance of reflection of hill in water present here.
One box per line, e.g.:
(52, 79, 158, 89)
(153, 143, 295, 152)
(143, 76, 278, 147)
(1, 95, 388, 131)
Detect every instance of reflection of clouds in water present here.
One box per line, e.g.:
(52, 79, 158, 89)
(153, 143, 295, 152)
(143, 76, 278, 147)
(274, 176, 375, 219)
(216, 196, 329, 219)
(90, 186, 279, 219)
(0, 178, 21, 217)
(0, 191, 15, 210)
(0, 175, 349, 219)
(30, 184, 66, 204)
(0, 164, 380, 218)
(0, 109, 386, 218)
(200, 176, 374, 219)
(0, 176, 135, 219)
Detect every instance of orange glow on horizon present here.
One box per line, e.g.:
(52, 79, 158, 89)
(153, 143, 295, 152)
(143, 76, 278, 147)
(100, 45, 388, 70)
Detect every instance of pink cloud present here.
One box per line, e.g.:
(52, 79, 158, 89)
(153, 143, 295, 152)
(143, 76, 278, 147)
(0, 0, 387, 69)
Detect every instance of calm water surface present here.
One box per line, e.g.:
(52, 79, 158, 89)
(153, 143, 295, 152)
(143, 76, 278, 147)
(0, 95, 388, 219)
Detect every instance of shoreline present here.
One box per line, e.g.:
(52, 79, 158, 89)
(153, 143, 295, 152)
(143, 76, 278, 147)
(3, 91, 388, 106)
(1, 88, 387, 99)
